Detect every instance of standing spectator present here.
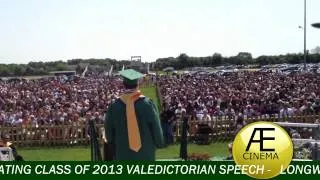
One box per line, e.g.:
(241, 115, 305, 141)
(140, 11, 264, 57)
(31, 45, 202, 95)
(201, 109, 212, 126)
(179, 109, 188, 160)
(174, 103, 186, 137)
(160, 104, 175, 145)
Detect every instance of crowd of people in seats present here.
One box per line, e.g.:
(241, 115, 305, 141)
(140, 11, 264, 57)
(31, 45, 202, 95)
(159, 71, 320, 144)
(0, 74, 127, 128)
(0, 74, 128, 143)
(1, 70, 320, 144)
(159, 71, 320, 120)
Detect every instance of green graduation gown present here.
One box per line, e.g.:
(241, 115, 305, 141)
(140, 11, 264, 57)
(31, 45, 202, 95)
(105, 96, 164, 160)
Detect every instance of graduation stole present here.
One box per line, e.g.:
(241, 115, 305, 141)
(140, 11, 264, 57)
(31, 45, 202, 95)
(120, 90, 143, 152)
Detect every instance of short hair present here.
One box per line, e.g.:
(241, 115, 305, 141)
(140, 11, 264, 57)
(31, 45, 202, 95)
(123, 82, 138, 89)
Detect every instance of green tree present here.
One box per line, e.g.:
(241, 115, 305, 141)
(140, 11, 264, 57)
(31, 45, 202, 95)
(212, 53, 223, 66)
(177, 53, 189, 69)
(256, 56, 269, 65)
(55, 63, 67, 71)
(236, 52, 253, 65)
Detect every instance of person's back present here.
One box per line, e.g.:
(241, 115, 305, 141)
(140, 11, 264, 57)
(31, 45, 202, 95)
(105, 69, 163, 161)
(106, 97, 163, 160)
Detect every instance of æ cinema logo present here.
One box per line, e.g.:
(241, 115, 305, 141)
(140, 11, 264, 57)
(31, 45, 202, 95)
(244, 128, 278, 160)
(233, 122, 293, 179)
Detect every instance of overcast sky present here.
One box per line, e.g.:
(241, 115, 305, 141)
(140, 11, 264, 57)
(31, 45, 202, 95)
(1, 0, 320, 63)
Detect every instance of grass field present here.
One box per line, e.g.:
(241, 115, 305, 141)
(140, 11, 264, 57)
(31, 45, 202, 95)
(140, 86, 161, 110)
(18, 143, 229, 161)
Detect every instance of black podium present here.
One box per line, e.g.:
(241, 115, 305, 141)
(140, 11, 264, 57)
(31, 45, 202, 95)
(195, 124, 213, 145)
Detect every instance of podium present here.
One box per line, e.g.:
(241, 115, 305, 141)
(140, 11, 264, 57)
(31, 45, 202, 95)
(195, 124, 213, 145)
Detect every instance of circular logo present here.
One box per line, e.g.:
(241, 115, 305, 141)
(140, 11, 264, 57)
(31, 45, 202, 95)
(232, 121, 293, 179)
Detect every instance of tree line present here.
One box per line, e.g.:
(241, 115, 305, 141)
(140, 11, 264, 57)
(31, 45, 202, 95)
(1, 51, 320, 76)
(0, 58, 133, 77)
(153, 52, 320, 70)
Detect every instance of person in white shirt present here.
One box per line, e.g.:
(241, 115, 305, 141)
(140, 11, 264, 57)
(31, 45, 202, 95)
(196, 107, 204, 121)
(279, 102, 294, 119)
(201, 109, 212, 126)
(175, 104, 186, 121)
(11, 118, 23, 126)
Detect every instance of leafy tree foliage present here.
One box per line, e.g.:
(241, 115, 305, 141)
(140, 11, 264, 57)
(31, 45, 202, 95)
(1, 50, 320, 76)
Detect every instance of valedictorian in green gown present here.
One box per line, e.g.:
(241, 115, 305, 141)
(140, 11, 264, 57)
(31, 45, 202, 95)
(105, 69, 164, 160)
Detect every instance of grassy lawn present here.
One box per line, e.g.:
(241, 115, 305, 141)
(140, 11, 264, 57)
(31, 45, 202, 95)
(157, 142, 229, 159)
(141, 86, 161, 110)
(18, 143, 229, 161)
